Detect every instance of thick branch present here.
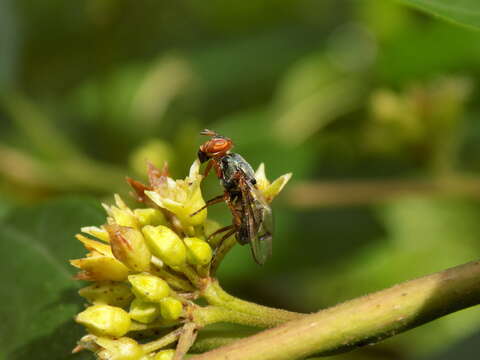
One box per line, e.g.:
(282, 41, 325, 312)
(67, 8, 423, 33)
(191, 260, 480, 360)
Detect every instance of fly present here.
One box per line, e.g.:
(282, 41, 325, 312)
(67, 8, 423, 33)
(192, 129, 273, 265)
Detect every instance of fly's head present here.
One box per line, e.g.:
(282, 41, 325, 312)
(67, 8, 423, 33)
(198, 129, 233, 163)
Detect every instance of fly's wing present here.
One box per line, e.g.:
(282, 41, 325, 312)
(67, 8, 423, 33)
(238, 177, 273, 265)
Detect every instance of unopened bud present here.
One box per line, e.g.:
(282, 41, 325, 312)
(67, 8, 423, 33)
(79, 282, 133, 308)
(142, 225, 187, 267)
(129, 298, 160, 324)
(106, 225, 151, 272)
(134, 208, 166, 227)
(153, 349, 175, 360)
(96, 337, 145, 360)
(128, 274, 170, 302)
(159, 297, 183, 321)
(184, 237, 212, 266)
(76, 305, 131, 337)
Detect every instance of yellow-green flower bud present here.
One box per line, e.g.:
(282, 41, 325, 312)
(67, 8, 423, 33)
(96, 337, 145, 360)
(184, 237, 212, 266)
(159, 297, 183, 321)
(70, 255, 130, 281)
(142, 225, 187, 267)
(79, 282, 133, 308)
(76, 305, 131, 337)
(128, 274, 170, 302)
(153, 349, 175, 360)
(106, 225, 151, 272)
(103, 195, 139, 228)
(129, 298, 160, 324)
(134, 208, 166, 227)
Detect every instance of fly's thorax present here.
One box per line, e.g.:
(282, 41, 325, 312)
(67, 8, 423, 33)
(220, 153, 256, 189)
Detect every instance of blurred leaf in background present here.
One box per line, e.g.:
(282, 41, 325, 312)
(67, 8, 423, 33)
(398, 0, 480, 29)
(0, 198, 104, 360)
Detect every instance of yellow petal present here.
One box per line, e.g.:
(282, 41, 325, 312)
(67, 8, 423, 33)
(263, 173, 292, 202)
(76, 234, 113, 257)
(70, 256, 129, 281)
(81, 226, 111, 243)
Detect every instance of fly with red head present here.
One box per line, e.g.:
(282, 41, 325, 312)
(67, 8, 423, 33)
(192, 129, 273, 266)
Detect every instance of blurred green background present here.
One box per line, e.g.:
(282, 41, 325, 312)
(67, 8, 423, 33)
(1, 0, 480, 359)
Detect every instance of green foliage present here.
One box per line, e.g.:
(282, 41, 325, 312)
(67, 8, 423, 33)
(398, 0, 480, 29)
(0, 198, 104, 359)
(2, 0, 480, 358)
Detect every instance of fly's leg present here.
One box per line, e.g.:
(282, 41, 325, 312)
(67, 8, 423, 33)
(206, 224, 235, 240)
(190, 194, 226, 217)
(224, 194, 242, 229)
(209, 192, 243, 274)
(210, 227, 238, 274)
(203, 160, 213, 178)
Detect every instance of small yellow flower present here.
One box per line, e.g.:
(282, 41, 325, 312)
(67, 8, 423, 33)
(106, 225, 152, 272)
(70, 253, 130, 281)
(145, 160, 207, 227)
(96, 337, 145, 360)
(76, 304, 131, 337)
(103, 194, 139, 228)
(79, 282, 133, 308)
(134, 208, 166, 227)
(129, 298, 161, 324)
(184, 237, 212, 266)
(142, 225, 187, 267)
(128, 273, 170, 302)
(76, 335, 145, 360)
(254, 163, 292, 203)
(159, 297, 183, 320)
(154, 349, 175, 360)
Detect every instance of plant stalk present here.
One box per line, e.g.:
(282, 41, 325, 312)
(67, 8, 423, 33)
(191, 260, 480, 360)
(201, 279, 304, 325)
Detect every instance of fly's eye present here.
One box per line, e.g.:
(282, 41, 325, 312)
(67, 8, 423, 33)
(212, 139, 227, 151)
(208, 139, 231, 153)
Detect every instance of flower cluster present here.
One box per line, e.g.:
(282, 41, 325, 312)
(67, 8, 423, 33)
(71, 159, 291, 359)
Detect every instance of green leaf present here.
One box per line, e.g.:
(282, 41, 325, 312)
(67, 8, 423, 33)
(0, 197, 105, 360)
(398, 0, 480, 30)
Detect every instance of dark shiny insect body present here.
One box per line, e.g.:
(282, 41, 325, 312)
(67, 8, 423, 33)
(193, 129, 273, 265)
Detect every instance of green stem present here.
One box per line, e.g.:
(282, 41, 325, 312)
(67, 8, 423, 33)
(202, 279, 303, 325)
(194, 306, 285, 328)
(190, 260, 480, 360)
(142, 327, 183, 353)
(178, 264, 204, 288)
